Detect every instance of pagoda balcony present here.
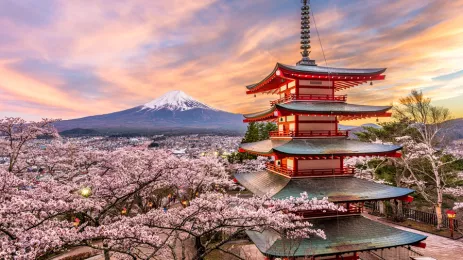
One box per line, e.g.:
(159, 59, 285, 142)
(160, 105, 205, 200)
(269, 130, 349, 138)
(266, 162, 355, 177)
(270, 94, 347, 105)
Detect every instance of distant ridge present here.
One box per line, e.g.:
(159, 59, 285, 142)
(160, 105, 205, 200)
(54, 90, 245, 134)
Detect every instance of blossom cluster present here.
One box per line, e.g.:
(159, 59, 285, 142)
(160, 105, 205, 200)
(0, 118, 339, 259)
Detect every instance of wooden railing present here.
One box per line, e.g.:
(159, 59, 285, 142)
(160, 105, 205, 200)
(270, 94, 347, 105)
(297, 203, 362, 219)
(365, 201, 460, 230)
(266, 162, 355, 177)
(269, 130, 349, 138)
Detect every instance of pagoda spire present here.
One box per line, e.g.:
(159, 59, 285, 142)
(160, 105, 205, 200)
(297, 0, 317, 66)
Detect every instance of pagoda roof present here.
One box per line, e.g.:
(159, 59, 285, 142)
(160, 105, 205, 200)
(246, 63, 386, 94)
(280, 63, 386, 76)
(235, 171, 413, 202)
(243, 102, 392, 122)
(246, 215, 426, 257)
(239, 139, 401, 157)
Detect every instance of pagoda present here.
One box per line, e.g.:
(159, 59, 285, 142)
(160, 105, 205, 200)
(235, 1, 427, 259)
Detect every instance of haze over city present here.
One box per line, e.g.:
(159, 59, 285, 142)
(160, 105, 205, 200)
(1, 0, 463, 122)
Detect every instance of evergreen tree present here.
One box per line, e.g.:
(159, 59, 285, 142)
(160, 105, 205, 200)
(260, 122, 278, 140)
(242, 122, 260, 143)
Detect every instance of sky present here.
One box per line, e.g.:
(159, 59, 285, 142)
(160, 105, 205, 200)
(1, 0, 463, 124)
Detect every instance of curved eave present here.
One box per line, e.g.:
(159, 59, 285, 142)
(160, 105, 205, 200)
(246, 215, 426, 257)
(272, 176, 414, 202)
(238, 139, 402, 157)
(242, 102, 393, 123)
(276, 102, 392, 115)
(278, 63, 387, 76)
(235, 171, 412, 202)
(273, 139, 402, 157)
(245, 63, 387, 94)
(239, 139, 289, 156)
(243, 106, 276, 122)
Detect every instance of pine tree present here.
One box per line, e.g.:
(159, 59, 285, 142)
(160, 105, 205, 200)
(242, 122, 260, 143)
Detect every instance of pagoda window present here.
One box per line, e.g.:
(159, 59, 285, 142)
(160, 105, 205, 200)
(286, 115, 295, 122)
(299, 79, 331, 87)
(289, 123, 295, 132)
(288, 81, 296, 88)
(287, 158, 294, 170)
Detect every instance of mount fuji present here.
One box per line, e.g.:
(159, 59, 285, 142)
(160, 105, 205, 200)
(54, 91, 245, 134)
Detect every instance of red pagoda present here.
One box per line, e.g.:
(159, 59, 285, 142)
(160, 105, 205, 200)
(235, 1, 427, 259)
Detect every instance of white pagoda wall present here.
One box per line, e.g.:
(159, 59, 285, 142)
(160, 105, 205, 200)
(298, 115, 337, 131)
(298, 159, 340, 170)
(299, 88, 331, 95)
(298, 122, 336, 131)
(299, 80, 332, 87)
(298, 80, 332, 95)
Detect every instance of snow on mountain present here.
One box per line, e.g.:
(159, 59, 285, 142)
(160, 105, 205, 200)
(141, 90, 215, 111)
(54, 90, 245, 134)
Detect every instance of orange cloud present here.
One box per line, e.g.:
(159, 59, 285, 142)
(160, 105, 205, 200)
(1, 0, 463, 123)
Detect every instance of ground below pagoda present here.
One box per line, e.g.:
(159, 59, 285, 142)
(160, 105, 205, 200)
(364, 213, 463, 260)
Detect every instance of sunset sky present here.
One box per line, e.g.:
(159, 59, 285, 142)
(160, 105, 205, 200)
(1, 0, 463, 124)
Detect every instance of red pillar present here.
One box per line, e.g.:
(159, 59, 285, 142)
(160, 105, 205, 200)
(331, 80, 335, 99)
(294, 157, 299, 176)
(340, 156, 344, 171)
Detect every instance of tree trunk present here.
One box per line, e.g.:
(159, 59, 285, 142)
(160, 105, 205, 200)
(379, 201, 385, 215)
(194, 236, 205, 260)
(397, 200, 403, 221)
(390, 199, 397, 220)
(436, 190, 444, 230)
(103, 243, 111, 260)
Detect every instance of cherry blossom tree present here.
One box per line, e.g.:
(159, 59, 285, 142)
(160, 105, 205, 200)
(392, 91, 461, 229)
(1, 118, 340, 259)
(344, 156, 391, 184)
(0, 117, 58, 173)
(229, 156, 267, 175)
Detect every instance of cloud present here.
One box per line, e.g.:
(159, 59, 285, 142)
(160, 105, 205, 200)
(0, 0, 462, 121)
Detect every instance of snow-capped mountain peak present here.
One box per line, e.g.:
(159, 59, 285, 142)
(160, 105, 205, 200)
(142, 90, 215, 111)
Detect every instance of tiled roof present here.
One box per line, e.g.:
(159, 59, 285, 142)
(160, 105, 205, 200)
(246, 63, 386, 91)
(279, 63, 386, 76)
(277, 102, 391, 115)
(239, 139, 401, 156)
(235, 171, 413, 202)
(247, 215, 426, 257)
(243, 102, 391, 119)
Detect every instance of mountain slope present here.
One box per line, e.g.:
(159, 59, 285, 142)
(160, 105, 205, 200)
(141, 90, 214, 111)
(54, 91, 245, 133)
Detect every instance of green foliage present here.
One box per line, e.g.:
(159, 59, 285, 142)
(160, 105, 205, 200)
(367, 159, 397, 185)
(241, 122, 277, 143)
(226, 151, 256, 163)
(229, 122, 277, 163)
(148, 142, 160, 148)
(355, 119, 419, 143)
